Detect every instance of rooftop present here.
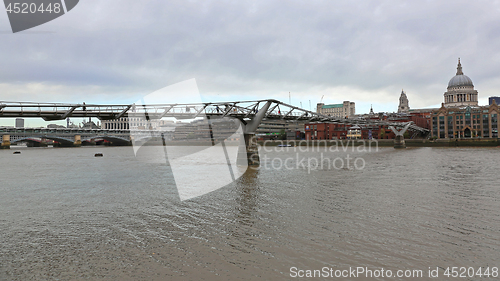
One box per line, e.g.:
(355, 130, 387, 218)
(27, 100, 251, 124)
(448, 58, 474, 88)
(322, 104, 343, 109)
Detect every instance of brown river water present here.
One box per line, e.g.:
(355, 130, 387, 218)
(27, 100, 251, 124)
(0, 146, 499, 280)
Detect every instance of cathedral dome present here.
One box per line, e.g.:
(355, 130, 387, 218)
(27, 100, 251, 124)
(448, 75, 473, 87)
(447, 59, 473, 88)
(443, 58, 478, 107)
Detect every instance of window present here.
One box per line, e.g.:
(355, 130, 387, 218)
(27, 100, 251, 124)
(447, 116, 454, 137)
(439, 116, 445, 138)
(483, 114, 490, 137)
(492, 114, 498, 137)
(432, 117, 438, 136)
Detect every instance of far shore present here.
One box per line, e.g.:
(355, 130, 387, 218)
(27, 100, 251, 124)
(8, 138, 500, 148)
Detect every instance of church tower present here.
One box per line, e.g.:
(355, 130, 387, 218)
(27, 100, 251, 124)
(398, 90, 410, 113)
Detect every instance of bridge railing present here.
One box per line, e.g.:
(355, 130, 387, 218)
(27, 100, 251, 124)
(0, 101, 133, 120)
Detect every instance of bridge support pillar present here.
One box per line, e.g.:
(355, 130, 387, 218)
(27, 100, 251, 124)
(74, 135, 82, 147)
(394, 135, 406, 149)
(236, 100, 273, 166)
(237, 133, 259, 166)
(389, 123, 411, 149)
(1, 135, 10, 149)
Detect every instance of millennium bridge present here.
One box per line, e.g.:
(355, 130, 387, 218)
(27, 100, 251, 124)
(0, 99, 429, 162)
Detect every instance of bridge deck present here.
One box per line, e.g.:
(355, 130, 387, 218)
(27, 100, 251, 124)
(0, 99, 429, 132)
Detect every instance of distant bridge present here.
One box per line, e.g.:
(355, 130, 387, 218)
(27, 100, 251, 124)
(1, 127, 135, 147)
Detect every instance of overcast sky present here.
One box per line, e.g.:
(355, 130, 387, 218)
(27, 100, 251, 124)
(2, 0, 500, 126)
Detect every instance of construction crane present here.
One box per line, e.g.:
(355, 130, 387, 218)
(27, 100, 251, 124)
(320, 95, 324, 103)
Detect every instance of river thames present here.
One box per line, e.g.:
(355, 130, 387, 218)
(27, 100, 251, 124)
(1, 146, 499, 280)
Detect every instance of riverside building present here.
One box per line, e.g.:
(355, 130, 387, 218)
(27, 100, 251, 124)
(431, 59, 499, 138)
(316, 101, 355, 118)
